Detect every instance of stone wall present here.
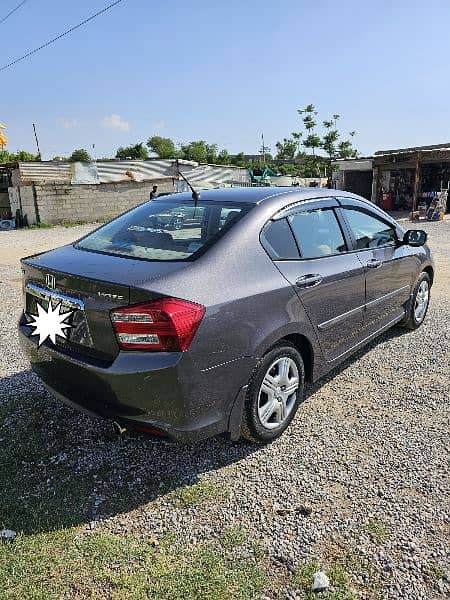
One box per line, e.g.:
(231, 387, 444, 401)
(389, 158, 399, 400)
(20, 187, 37, 224)
(18, 179, 175, 225)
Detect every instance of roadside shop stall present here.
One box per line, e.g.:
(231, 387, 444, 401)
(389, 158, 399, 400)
(373, 145, 450, 219)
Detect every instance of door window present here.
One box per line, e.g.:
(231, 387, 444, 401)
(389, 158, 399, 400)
(343, 209, 397, 249)
(288, 209, 347, 259)
(260, 218, 300, 259)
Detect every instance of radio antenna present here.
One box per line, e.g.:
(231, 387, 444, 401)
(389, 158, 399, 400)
(177, 164, 200, 204)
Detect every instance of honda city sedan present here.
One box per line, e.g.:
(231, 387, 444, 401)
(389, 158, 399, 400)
(18, 187, 433, 443)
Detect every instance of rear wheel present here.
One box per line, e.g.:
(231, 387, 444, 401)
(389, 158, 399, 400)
(241, 343, 304, 443)
(400, 272, 431, 330)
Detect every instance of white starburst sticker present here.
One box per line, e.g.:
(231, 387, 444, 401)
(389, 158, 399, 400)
(27, 300, 75, 348)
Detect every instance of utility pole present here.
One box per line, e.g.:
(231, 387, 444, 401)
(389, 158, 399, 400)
(261, 132, 266, 166)
(32, 123, 41, 160)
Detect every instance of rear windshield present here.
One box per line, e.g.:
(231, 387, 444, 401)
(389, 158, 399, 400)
(75, 197, 253, 261)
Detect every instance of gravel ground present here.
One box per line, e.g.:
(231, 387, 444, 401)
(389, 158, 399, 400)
(0, 221, 449, 599)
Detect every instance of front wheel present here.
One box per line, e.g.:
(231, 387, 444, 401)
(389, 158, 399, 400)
(400, 272, 431, 330)
(241, 343, 305, 443)
(169, 216, 184, 230)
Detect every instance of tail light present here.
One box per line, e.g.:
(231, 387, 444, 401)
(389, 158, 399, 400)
(110, 297, 205, 352)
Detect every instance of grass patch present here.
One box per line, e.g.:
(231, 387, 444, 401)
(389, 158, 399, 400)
(292, 559, 320, 590)
(365, 519, 388, 543)
(221, 526, 247, 549)
(432, 563, 448, 580)
(166, 480, 229, 508)
(292, 560, 354, 599)
(0, 529, 267, 599)
(0, 394, 267, 598)
(319, 547, 383, 599)
(251, 540, 265, 560)
(27, 222, 53, 229)
(61, 222, 83, 228)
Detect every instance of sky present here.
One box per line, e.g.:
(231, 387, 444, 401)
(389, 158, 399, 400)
(1, 0, 449, 159)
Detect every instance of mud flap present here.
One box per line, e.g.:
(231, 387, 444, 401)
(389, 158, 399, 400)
(228, 385, 248, 441)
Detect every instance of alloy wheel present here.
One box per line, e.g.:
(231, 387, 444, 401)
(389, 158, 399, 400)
(171, 217, 183, 230)
(414, 280, 429, 322)
(257, 356, 299, 430)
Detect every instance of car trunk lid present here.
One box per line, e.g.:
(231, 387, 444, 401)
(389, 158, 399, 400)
(21, 244, 189, 362)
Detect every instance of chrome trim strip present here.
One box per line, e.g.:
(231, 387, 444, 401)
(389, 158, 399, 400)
(364, 285, 410, 309)
(272, 197, 338, 220)
(318, 303, 365, 331)
(26, 283, 85, 310)
(318, 285, 410, 331)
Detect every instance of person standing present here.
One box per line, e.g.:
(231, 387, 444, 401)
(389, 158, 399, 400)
(150, 185, 158, 200)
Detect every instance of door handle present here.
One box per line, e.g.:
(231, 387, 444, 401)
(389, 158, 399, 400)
(366, 258, 382, 269)
(296, 274, 323, 288)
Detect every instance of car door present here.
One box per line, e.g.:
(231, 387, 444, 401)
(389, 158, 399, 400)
(337, 200, 413, 332)
(263, 198, 366, 362)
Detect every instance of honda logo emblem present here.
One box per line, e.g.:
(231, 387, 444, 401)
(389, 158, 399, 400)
(45, 273, 56, 290)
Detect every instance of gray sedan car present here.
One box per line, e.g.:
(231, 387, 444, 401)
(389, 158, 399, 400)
(18, 187, 433, 443)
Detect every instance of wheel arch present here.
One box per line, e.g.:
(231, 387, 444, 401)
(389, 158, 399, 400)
(273, 333, 315, 383)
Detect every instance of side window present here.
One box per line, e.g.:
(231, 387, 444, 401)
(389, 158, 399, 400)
(261, 218, 299, 259)
(343, 209, 397, 250)
(288, 208, 347, 258)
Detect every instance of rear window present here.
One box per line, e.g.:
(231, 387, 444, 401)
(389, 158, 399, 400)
(75, 198, 253, 261)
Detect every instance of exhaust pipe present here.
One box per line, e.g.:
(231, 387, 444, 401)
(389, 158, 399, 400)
(112, 421, 127, 435)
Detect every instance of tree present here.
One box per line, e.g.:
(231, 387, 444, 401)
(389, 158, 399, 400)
(147, 136, 179, 159)
(180, 140, 211, 163)
(231, 152, 248, 168)
(275, 137, 298, 161)
(206, 143, 218, 164)
(115, 143, 149, 160)
(216, 148, 231, 165)
(70, 149, 91, 162)
(290, 105, 358, 182)
(0, 149, 40, 163)
(14, 150, 40, 161)
(298, 104, 318, 153)
(322, 119, 339, 166)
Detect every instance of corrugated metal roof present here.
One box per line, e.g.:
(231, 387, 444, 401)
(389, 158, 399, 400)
(14, 161, 71, 184)
(177, 163, 250, 188)
(374, 143, 450, 156)
(10, 160, 251, 188)
(96, 160, 176, 183)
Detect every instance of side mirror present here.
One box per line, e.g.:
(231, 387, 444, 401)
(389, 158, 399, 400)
(403, 229, 427, 247)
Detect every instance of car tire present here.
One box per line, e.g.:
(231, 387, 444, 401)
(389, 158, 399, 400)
(169, 217, 184, 230)
(399, 272, 431, 330)
(241, 342, 305, 444)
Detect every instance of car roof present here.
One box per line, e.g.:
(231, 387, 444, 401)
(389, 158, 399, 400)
(157, 186, 356, 205)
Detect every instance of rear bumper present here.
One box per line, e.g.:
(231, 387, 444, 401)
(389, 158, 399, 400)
(18, 323, 255, 442)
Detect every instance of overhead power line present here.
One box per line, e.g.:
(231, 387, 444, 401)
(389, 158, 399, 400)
(0, 0, 124, 73)
(0, 0, 28, 26)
